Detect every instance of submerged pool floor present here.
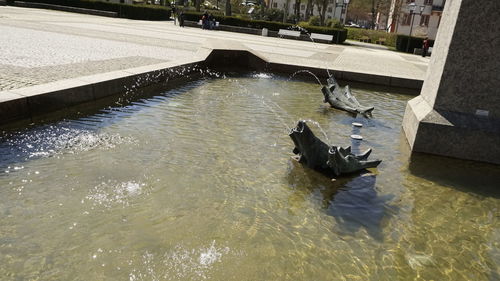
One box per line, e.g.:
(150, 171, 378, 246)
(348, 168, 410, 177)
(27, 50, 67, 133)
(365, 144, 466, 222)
(0, 74, 499, 280)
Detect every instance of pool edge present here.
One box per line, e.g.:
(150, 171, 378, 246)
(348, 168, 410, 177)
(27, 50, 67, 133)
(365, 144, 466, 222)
(0, 46, 423, 127)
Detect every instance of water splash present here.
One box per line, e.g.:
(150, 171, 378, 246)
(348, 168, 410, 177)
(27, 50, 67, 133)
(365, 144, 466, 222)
(261, 99, 293, 132)
(119, 66, 225, 106)
(252, 73, 273, 79)
(235, 83, 294, 132)
(287, 25, 332, 78)
(84, 180, 147, 208)
(303, 119, 330, 143)
(1, 126, 136, 162)
(289, 70, 323, 86)
(128, 241, 231, 281)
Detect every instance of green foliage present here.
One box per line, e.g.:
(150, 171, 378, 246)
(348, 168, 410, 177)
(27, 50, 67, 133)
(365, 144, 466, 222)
(325, 18, 342, 29)
(252, 8, 284, 22)
(286, 14, 299, 24)
(182, 11, 348, 43)
(202, 0, 218, 9)
(307, 15, 321, 26)
(346, 27, 396, 47)
(20, 0, 171, 20)
(396, 35, 434, 53)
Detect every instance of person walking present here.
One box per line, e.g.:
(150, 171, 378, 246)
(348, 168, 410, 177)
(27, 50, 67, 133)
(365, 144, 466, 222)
(422, 37, 430, 57)
(202, 11, 209, 29)
(172, 5, 177, 25)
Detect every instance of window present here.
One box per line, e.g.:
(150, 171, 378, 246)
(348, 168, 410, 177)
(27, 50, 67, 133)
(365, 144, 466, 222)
(293, 3, 296, 9)
(273, 2, 277, 8)
(424, 0, 432, 5)
(406, 0, 413, 3)
(329, 0, 333, 3)
(437, 15, 441, 27)
(327, 7, 332, 13)
(401, 13, 411, 25)
(420, 14, 430, 26)
(327, 16, 332, 19)
(301, 4, 305, 10)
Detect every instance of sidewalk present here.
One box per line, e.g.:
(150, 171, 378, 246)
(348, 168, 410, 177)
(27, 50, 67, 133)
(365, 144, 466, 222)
(345, 39, 391, 51)
(0, 6, 429, 92)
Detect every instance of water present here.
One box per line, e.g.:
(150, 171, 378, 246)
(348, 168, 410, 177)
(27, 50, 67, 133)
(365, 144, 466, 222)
(0, 74, 499, 280)
(289, 70, 324, 87)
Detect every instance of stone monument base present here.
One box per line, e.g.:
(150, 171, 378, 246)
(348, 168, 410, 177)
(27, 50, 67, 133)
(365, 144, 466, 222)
(403, 96, 500, 164)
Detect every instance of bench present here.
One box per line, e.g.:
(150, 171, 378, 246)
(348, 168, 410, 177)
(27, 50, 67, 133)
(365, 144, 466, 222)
(310, 33, 334, 43)
(375, 38, 386, 45)
(417, 47, 433, 55)
(414, 47, 433, 56)
(197, 20, 219, 28)
(359, 36, 371, 43)
(278, 29, 301, 39)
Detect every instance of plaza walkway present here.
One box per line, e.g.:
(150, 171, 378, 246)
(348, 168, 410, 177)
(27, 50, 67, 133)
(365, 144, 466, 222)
(0, 6, 429, 91)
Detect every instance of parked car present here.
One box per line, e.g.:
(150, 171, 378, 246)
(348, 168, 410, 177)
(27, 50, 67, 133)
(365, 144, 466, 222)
(241, 0, 256, 6)
(345, 23, 361, 28)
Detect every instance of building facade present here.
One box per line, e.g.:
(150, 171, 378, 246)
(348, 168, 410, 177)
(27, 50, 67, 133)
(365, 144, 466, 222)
(388, 0, 445, 39)
(266, 0, 348, 23)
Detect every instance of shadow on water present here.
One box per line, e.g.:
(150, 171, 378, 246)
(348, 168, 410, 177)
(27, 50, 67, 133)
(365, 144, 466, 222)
(409, 153, 500, 199)
(327, 174, 396, 241)
(286, 159, 397, 241)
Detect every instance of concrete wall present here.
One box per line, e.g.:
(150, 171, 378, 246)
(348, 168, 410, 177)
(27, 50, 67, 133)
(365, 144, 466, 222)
(402, 0, 500, 164)
(421, 0, 500, 118)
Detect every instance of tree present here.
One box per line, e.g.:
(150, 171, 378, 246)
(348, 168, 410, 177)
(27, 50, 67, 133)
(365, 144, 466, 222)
(314, 0, 328, 25)
(376, 0, 392, 30)
(225, 0, 232, 15)
(346, 6, 370, 23)
(283, 0, 290, 23)
(294, 0, 301, 20)
(388, 0, 403, 32)
(305, 0, 313, 21)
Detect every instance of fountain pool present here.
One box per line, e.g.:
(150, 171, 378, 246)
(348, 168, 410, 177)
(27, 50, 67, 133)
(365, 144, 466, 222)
(0, 72, 499, 280)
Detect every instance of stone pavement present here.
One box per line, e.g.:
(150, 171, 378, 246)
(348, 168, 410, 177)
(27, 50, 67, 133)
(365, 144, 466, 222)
(0, 6, 429, 91)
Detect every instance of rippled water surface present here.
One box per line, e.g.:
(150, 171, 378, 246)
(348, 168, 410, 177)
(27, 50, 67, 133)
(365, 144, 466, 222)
(1, 74, 499, 280)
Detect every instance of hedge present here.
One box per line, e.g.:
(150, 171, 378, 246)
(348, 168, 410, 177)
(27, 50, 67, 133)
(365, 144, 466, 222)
(19, 0, 171, 20)
(396, 35, 434, 53)
(346, 27, 396, 47)
(183, 11, 347, 43)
